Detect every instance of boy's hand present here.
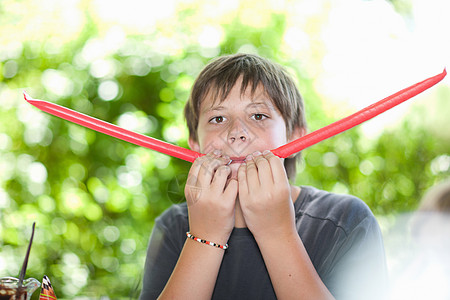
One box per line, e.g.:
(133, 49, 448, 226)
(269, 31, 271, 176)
(185, 150, 238, 245)
(238, 150, 296, 240)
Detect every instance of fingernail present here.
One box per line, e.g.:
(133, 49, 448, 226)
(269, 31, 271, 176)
(263, 150, 270, 155)
(246, 154, 253, 161)
(213, 149, 222, 156)
(253, 151, 262, 156)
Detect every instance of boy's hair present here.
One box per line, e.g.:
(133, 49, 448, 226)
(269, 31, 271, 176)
(184, 53, 307, 180)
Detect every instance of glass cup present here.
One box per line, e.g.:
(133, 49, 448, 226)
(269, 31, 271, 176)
(0, 277, 40, 300)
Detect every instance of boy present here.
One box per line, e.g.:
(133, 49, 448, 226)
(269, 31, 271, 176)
(139, 53, 387, 299)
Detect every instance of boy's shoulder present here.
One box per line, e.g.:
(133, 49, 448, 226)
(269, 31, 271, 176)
(296, 186, 375, 233)
(155, 202, 189, 230)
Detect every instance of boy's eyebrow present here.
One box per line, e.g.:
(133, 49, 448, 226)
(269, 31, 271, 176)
(247, 101, 276, 111)
(202, 105, 226, 113)
(202, 101, 276, 113)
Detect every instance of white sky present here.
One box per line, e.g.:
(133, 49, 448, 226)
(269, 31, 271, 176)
(313, 0, 449, 136)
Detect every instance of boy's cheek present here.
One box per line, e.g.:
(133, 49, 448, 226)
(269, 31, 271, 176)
(200, 141, 222, 154)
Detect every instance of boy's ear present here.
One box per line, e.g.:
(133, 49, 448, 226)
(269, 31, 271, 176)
(287, 126, 306, 144)
(188, 137, 201, 152)
(285, 127, 307, 158)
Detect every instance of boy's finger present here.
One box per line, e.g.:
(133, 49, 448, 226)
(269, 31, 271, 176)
(187, 156, 206, 186)
(237, 163, 249, 196)
(263, 150, 288, 184)
(187, 151, 217, 186)
(253, 153, 273, 185)
(245, 155, 260, 188)
(223, 178, 238, 202)
(197, 155, 230, 187)
(211, 165, 231, 192)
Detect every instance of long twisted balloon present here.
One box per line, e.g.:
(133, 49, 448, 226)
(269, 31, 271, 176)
(272, 69, 446, 158)
(25, 69, 446, 162)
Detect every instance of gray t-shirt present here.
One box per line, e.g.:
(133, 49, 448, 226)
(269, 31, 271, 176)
(139, 186, 388, 299)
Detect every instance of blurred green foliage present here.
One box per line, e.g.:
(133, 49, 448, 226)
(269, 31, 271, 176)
(0, 1, 449, 299)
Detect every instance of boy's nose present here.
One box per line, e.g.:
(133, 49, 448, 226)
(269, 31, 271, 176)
(227, 120, 249, 144)
(229, 135, 247, 143)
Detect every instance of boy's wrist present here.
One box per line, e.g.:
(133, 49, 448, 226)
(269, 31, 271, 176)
(186, 232, 229, 250)
(253, 225, 299, 246)
(188, 227, 232, 246)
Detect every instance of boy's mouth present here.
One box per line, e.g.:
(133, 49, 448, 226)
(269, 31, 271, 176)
(228, 156, 246, 164)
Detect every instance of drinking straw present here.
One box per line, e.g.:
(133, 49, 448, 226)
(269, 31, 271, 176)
(25, 69, 446, 162)
(18, 222, 36, 289)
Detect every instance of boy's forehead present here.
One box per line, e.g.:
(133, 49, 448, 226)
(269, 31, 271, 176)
(200, 81, 275, 112)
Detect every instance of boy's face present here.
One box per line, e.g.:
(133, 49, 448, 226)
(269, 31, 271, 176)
(189, 79, 302, 179)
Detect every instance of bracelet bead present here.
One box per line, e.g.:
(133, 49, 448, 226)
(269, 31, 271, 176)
(186, 232, 228, 250)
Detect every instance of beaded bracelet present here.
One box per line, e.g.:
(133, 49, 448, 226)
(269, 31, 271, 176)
(186, 232, 228, 250)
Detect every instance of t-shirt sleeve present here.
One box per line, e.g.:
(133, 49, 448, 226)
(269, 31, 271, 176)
(324, 213, 388, 300)
(139, 207, 187, 300)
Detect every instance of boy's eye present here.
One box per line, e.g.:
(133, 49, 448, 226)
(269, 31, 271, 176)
(252, 114, 267, 121)
(209, 116, 226, 124)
